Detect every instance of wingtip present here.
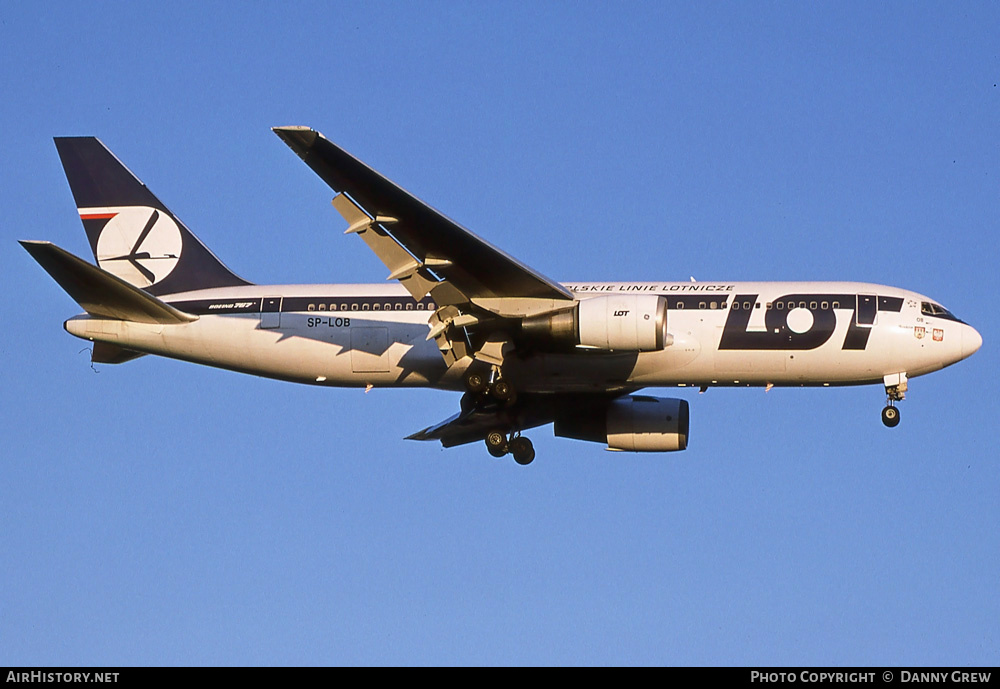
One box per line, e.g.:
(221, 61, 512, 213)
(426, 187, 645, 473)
(18, 239, 53, 253)
(272, 126, 320, 150)
(271, 125, 313, 133)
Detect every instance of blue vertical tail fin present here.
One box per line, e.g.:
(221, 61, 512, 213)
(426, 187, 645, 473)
(54, 136, 251, 296)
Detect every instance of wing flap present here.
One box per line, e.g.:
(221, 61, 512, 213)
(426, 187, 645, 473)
(330, 193, 438, 300)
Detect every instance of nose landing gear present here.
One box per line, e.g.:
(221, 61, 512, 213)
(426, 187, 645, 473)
(882, 372, 907, 428)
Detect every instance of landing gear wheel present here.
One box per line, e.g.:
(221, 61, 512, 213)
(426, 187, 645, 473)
(485, 430, 508, 457)
(509, 436, 535, 465)
(464, 370, 488, 394)
(881, 405, 900, 428)
(490, 379, 516, 405)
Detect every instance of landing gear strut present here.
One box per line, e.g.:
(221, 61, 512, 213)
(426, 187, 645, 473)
(484, 431, 535, 465)
(882, 373, 906, 428)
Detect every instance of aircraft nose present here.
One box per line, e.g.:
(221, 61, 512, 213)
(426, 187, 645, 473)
(962, 325, 983, 359)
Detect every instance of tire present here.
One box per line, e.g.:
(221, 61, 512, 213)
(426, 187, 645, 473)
(465, 371, 488, 394)
(509, 437, 535, 465)
(491, 379, 515, 404)
(485, 430, 508, 457)
(881, 405, 900, 428)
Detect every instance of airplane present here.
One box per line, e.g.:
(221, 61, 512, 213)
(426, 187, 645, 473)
(21, 127, 982, 465)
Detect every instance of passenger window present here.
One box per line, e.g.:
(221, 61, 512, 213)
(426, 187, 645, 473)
(308, 304, 315, 311)
(699, 302, 706, 310)
(351, 303, 358, 311)
(330, 304, 337, 311)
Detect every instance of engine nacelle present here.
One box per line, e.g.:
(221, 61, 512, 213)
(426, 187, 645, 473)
(554, 395, 689, 452)
(520, 295, 669, 352)
(579, 294, 668, 351)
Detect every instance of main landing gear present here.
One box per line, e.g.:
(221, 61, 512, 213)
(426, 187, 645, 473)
(466, 366, 533, 464)
(881, 372, 907, 428)
(485, 430, 535, 465)
(464, 366, 516, 405)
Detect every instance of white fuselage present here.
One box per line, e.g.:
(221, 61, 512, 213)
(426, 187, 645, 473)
(63, 280, 980, 393)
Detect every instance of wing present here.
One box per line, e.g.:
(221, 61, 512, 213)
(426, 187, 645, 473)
(272, 126, 573, 306)
(406, 391, 634, 449)
(274, 127, 604, 452)
(405, 401, 549, 448)
(405, 393, 568, 448)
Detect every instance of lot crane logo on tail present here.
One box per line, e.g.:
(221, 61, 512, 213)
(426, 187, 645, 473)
(82, 205, 183, 287)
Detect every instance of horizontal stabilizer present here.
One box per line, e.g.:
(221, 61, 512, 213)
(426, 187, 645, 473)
(20, 240, 198, 324)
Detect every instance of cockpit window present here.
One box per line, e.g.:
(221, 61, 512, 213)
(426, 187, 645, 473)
(920, 301, 963, 323)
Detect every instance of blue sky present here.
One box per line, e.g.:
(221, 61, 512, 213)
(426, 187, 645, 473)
(1, 2, 997, 665)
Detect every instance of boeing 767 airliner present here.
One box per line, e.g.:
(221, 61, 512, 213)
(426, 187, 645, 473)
(21, 127, 982, 464)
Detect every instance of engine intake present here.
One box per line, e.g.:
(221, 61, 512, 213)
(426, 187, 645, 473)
(521, 295, 669, 351)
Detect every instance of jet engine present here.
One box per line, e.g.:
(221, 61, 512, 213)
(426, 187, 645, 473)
(520, 295, 669, 351)
(554, 395, 689, 452)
